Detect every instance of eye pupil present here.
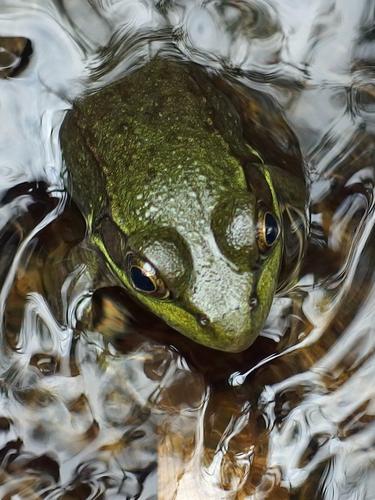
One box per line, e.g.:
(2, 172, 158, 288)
(126, 252, 170, 299)
(130, 266, 156, 293)
(264, 213, 279, 246)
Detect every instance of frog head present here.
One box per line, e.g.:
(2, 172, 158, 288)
(93, 156, 282, 353)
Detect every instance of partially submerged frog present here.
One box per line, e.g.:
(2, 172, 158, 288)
(60, 58, 307, 352)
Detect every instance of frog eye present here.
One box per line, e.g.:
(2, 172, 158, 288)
(125, 252, 170, 299)
(258, 212, 280, 250)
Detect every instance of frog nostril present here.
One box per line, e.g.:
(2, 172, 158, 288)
(197, 314, 210, 327)
(249, 296, 258, 311)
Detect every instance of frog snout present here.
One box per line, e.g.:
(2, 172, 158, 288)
(194, 303, 251, 329)
(188, 288, 257, 352)
(192, 307, 256, 352)
(195, 303, 246, 328)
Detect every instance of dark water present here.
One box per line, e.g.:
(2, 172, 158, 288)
(0, 1, 374, 498)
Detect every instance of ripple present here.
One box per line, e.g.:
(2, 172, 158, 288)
(0, 0, 374, 498)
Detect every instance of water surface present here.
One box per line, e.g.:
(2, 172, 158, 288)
(0, 1, 374, 498)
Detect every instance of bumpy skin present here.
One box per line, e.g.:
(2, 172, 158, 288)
(60, 58, 303, 352)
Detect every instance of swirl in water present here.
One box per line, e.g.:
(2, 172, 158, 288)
(0, 0, 374, 498)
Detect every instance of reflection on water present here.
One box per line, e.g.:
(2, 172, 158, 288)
(0, 0, 374, 498)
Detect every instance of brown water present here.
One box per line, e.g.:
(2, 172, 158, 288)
(0, 1, 374, 498)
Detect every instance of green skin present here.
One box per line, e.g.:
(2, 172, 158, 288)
(60, 58, 306, 352)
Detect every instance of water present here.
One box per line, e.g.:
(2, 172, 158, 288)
(0, 0, 374, 498)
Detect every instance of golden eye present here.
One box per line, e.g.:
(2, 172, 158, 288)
(125, 252, 170, 299)
(257, 212, 280, 250)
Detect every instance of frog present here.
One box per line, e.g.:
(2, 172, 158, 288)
(60, 57, 308, 352)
